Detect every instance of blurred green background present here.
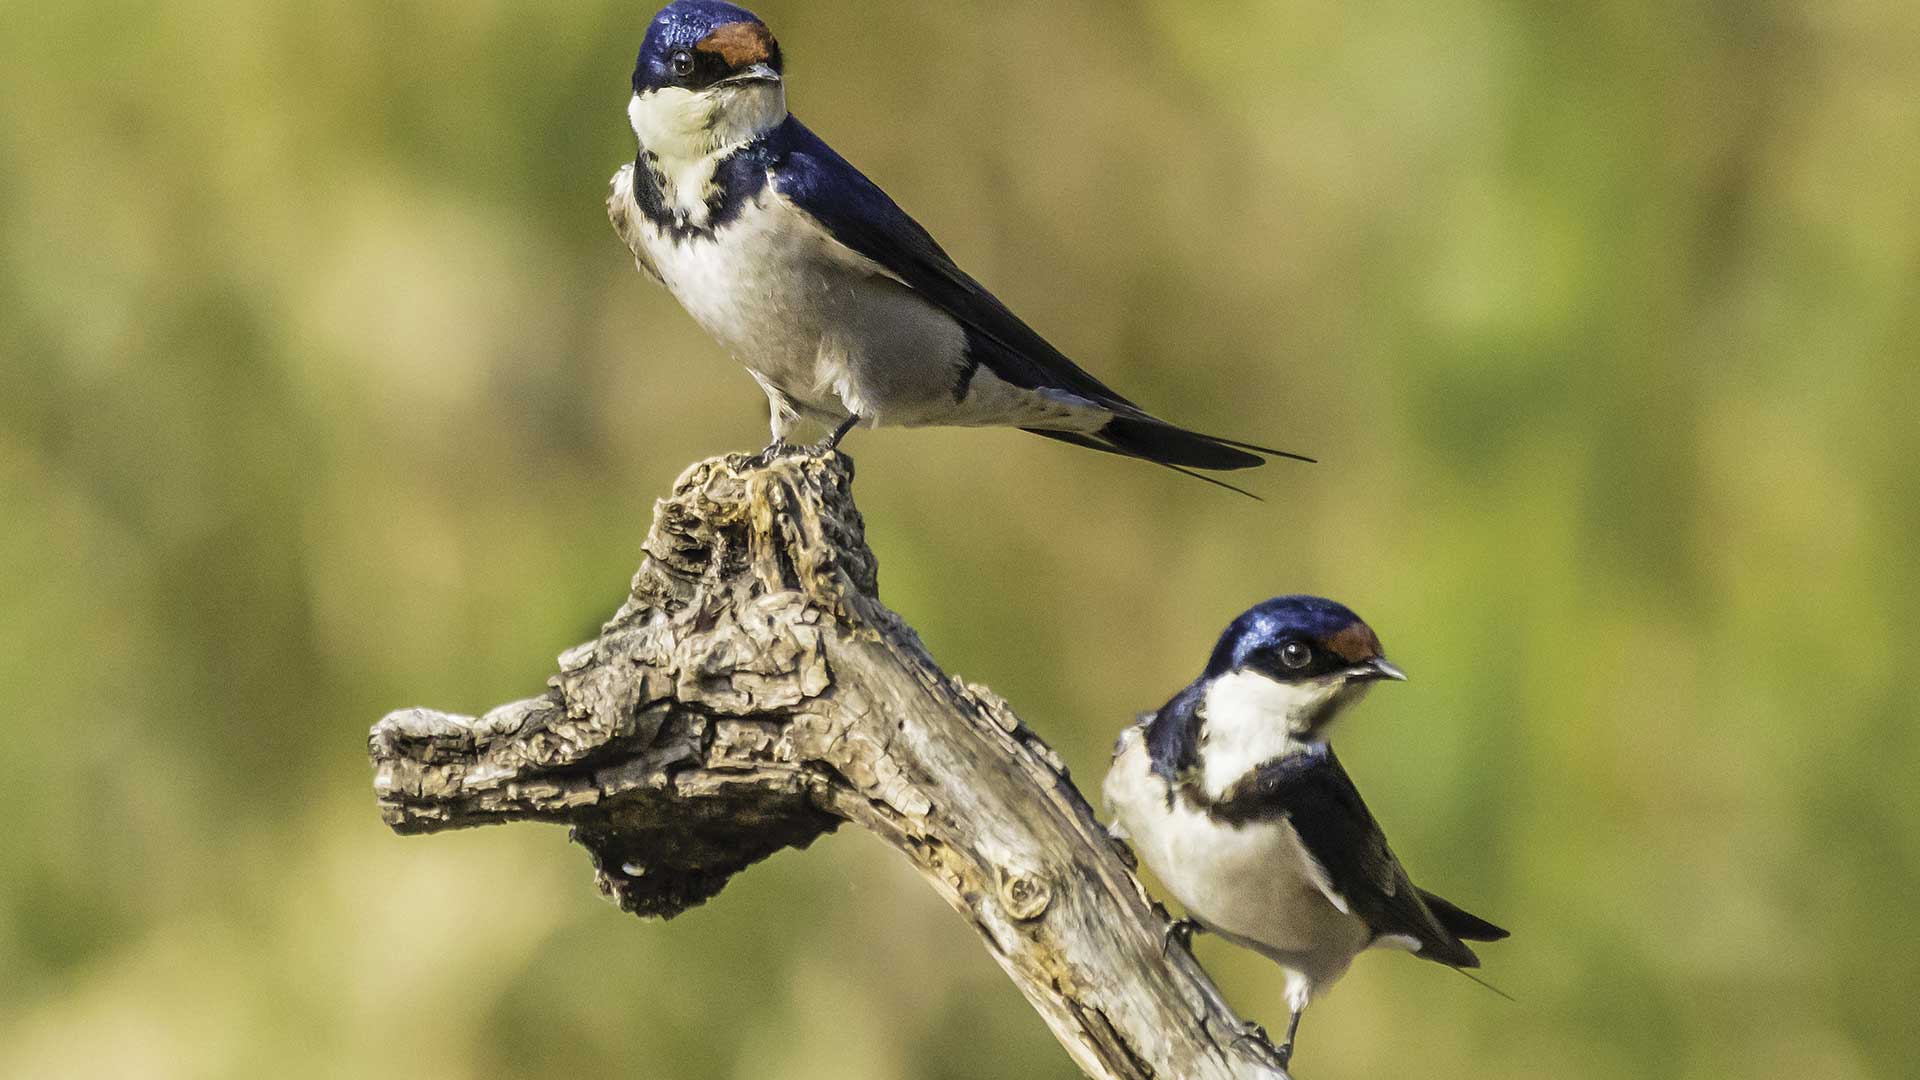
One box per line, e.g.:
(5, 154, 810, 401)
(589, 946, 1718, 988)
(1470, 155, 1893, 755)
(4, 0, 1916, 1077)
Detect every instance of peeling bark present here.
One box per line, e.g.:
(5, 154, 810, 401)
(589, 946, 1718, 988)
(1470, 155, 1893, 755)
(369, 450, 1288, 1079)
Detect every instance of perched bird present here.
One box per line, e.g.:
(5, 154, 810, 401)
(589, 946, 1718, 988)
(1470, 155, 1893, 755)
(608, 1, 1307, 488)
(1103, 596, 1507, 1067)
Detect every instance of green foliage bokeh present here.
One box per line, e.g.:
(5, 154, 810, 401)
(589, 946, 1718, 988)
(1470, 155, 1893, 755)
(3, 1, 1916, 1077)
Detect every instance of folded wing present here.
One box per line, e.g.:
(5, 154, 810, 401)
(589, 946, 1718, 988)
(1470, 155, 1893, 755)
(768, 117, 1303, 474)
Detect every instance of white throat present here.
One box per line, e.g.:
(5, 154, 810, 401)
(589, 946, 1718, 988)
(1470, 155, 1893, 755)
(1197, 670, 1344, 800)
(629, 83, 785, 179)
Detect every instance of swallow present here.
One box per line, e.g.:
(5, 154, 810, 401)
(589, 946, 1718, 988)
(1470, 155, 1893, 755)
(608, 1, 1309, 490)
(1103, 596, 1508, 1067)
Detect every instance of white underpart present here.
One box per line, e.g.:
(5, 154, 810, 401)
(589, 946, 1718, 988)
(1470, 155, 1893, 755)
(610, 89, 1118, 442)
(1103, 725, 1373, 1014)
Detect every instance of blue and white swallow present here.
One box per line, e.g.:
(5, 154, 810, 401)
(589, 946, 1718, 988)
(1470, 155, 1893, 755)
(609, 1, 1308, 488)
(1104, 596, 1508, 1068)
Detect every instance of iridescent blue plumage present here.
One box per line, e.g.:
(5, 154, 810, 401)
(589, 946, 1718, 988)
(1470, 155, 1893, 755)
(633, 1, 779, 94)
(1205, 595, 1371, 677)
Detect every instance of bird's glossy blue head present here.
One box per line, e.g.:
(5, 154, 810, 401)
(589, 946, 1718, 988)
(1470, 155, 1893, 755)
(1204, 595, 1403, 684)
(634, 1, 783, 95)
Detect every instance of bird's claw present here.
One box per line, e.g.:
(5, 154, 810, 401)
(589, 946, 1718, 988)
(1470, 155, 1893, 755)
(747, 439, 797, 468)
(1164, 917, 1202, 956)
(1230, 1021, 1288, 1070)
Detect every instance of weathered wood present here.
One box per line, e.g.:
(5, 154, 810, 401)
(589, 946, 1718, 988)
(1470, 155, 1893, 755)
(369, 449, 1287, 1079)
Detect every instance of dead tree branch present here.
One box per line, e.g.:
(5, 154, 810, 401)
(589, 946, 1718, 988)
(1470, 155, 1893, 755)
(369, 450, 1287, 1079)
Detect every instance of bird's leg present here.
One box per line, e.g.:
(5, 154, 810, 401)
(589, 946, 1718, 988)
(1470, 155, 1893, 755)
(750, 376, 806, 466)
(816, 413, 860, 453)
(1271, 1009, 1303, 1069)
(1163, 917, 1204, 956)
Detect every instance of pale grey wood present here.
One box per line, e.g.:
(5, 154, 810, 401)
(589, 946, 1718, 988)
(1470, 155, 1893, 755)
(369, 450, 1288, 1079)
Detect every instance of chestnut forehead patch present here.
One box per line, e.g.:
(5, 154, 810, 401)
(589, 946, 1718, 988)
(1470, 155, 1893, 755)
(1324, 622, 1382, 663)
(696, 21, 775, 67)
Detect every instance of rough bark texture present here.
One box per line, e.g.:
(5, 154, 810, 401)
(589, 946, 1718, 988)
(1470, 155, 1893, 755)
(369, 449, 1288, 1079)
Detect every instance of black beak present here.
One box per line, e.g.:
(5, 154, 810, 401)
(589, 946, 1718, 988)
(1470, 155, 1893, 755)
(1349, 657, 1408, 682)
(722, 63, 782, 86)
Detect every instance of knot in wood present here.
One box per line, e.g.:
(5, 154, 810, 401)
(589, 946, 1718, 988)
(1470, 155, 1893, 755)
(997, 865, 1054, 921)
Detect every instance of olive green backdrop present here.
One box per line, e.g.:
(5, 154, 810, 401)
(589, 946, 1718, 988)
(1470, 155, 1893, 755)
(4, 1, 1915, 1077)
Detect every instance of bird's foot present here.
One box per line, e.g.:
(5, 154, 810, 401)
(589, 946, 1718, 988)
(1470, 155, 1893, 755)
(1163, 917, 1203, 956)
(747, 439, 798, 468)
(1229, 1020, 1288, 1071)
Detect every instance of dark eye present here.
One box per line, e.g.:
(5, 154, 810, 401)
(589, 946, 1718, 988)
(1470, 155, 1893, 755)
(669, 50, 696, 78)
(1279, 640, 1312, 670)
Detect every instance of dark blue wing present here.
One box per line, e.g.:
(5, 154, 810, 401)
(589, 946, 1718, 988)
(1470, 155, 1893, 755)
(767, 117, 1138, 409)
(1210, 747, 1491, 968)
